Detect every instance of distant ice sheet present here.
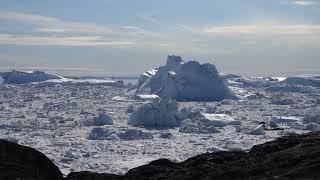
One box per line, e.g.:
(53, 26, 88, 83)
(42, 78, 116, 84)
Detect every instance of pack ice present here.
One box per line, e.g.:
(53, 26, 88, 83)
(134, 55, 235, 101)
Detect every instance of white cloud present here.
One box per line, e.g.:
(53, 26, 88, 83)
(37, 28, 66, 33)
(179, 25, 199, 33)
(0, 11, 164, 47)
(294, 0, 318, 6)
(1, 11, 319, 53)
(178, 23, 320, 47)
(0, 34, 134, 47)
(0, 11, 112, 34)
(0, 11, 57, 23)
(201, 24, 320, 35)
(137, 13, 157, 23)
(120, 26, 140, 30)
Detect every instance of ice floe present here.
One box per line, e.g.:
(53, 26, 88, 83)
(129, 98, 182, 127)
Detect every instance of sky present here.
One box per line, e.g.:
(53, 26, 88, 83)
(0, 0, 319, 76)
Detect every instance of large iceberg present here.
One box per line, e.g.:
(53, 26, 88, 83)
(134, 55, 235, 101)
(1, 70, 62, 84)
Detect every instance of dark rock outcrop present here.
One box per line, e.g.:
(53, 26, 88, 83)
(67, 171, 121, 180)
(69, 132, 320, 180)
(0, 139, 63, 180)
(2, 132, 320, 180)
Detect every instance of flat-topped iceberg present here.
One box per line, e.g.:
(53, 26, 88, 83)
(179, 113, 241, 134)
(1, 70, 62, 84)
(134, 55, 235, 101)
(202, 113, 241, 127)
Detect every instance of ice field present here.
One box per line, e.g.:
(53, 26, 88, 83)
(0, 56, 319, 175)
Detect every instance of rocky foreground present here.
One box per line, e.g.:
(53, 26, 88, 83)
(1, 132, 320, 180)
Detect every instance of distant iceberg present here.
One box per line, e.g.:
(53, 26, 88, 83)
(0, 70, 125, 86)
(284, 74, 320, 87)
(1, 70, 62, 84)
(134, 55, 235, 101)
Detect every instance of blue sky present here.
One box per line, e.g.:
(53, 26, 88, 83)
(0, 0, 320, 76)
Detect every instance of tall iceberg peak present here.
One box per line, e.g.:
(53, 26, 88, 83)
(134, 55, 236, 102)
(165, 55, 184, 70)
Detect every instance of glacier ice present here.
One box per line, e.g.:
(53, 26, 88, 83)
(271, 98, 295, 105)
(179, 113, 241, 134)
(0, 62, 319, 175)
(202, 113, 241, 127)
(88, 127, 118, 140)
(179, 118, 220, 134)
(93, 113, 113, 126)
(133, 94, 159, 101)
(284, 75, 320, 87)
(248, 125, 265, 135)
(118, 129, 153, 140)
(266, 84, 315, 93)
(159, 132, 174, 139)
(128, 97, 182, 127)
(134, 55, 235, 101)
(303, 113, 320, 124)
(0, 75, 4, 84)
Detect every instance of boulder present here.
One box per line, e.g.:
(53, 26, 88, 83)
(0, 139, 63, 180)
